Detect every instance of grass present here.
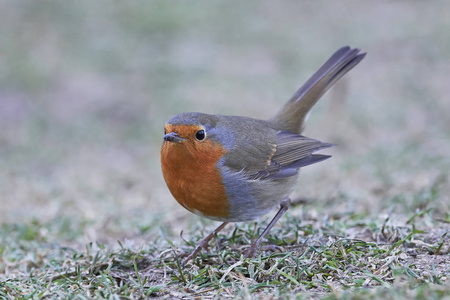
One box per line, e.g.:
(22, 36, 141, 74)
(1, 1, 450, 299)
(1, 192, 448, 298)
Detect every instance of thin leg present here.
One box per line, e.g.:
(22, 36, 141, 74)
(244, 199, 290, 258)
(181, 222, 229, 267)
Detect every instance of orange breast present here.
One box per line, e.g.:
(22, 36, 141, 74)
(161, 130, 229, 219)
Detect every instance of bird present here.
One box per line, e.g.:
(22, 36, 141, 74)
(161, 46, 366, 266)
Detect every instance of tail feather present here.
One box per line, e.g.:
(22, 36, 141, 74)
(269, 46, 366, 133)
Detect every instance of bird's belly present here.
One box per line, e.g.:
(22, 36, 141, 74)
(219, 165, 298, 222)
(166, 175, 231, 220)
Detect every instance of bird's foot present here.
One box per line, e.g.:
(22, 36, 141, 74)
(180, 222, 229, 268)
(243, 242, 284, 259)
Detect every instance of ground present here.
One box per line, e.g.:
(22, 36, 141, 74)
(0, 1, 449, 299)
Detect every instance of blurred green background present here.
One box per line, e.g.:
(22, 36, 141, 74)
(1, 1, 449, 242)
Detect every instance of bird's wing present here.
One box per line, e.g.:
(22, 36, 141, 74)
(248, 131, 333, 179)
(221, 120, 279, 174)
(219, 116, 332, 179)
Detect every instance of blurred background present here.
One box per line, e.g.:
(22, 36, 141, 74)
(1, 1, 449, 242)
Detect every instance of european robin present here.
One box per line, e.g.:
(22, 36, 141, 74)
(161, 46, 365, 266)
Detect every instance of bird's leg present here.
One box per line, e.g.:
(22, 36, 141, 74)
(181, 221, 229, 267)
(244, 198, 290, 258)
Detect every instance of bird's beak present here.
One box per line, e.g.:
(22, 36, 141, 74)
(163, 132, 185, 143)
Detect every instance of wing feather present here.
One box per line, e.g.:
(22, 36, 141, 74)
(249, 131, 333, 179)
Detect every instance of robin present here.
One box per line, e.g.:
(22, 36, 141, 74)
(161, 46, 365, 266)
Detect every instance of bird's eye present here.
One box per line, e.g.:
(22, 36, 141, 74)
(195, 129, 206, 141)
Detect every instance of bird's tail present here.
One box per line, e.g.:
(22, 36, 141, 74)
(268, 46, 366, 134)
